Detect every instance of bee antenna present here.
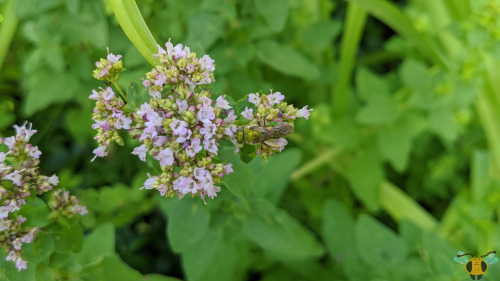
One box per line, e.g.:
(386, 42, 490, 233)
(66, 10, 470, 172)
(457, 253, 474, 257)
(481, 251, 496, 257)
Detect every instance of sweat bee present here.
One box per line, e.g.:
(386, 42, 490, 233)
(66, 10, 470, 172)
(235, 119, 294, 151)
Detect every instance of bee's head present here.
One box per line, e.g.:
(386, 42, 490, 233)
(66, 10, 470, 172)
(236, 128, 244, 144)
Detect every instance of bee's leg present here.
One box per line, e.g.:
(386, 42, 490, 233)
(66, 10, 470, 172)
(470, 275, 475, 280)
(262, 140, 270, 148)
(477, 275, 483, 280)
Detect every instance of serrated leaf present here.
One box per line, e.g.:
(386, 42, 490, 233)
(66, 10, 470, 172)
(255, 0, 289, 32)
(166, 197, 210, 253)
(256, 41, 320, 80)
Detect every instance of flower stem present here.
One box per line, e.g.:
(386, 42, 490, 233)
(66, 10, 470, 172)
(113, 81, 129, 104)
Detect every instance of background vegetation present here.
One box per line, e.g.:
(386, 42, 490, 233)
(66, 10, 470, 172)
(1, 0, 500, 280)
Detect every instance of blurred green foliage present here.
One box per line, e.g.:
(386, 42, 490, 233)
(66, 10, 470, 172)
(3, 0, 500, 280)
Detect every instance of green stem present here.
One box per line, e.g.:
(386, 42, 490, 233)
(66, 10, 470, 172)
(110, 0, 160, 67)
(0, 0, 18, 72)
(113, 81, 129, 104)
(332, 3, 367, 116)
(290, 148, 341, 182)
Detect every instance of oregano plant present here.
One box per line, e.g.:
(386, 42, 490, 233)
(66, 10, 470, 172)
(88, 40, 311, 201)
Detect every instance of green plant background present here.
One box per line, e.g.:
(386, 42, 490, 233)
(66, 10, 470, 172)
(1, 0, 500, 280)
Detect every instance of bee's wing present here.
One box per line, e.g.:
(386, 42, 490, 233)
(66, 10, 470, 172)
(454, 251, 469, 264)
(263, 138, 287, 151)
(483, 252, 499, 264)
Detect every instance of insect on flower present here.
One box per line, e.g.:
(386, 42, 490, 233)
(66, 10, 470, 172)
(454, 250, 499, 280)
(235, 117, 294, 151)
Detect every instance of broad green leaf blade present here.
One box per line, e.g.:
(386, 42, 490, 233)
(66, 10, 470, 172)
(256, 40, 320, 80)
(186, 12, 225, 50)
(377, 112, 426, 171)
(17, 197, 51, 228)
(355, 214, 407, 269)
(322, 198, 355, 259)
(78, 223, 115, 267)
(22, 232, 55, 265)
(346, 142, 383, 210)
(81, 255, 143, 281)
(243, 199, 324, 260)
(166, 197, 210, 253)
(255, 0, 289, 32)
(181, 229, 221, 281)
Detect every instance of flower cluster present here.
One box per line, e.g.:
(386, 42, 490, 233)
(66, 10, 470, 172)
(237, 90, 312, 160)
(92, 48, 123, 81)
(129, 41, 234, 201)
(89, 40, 312, 201)
(89, 86, 131, 160)
(0, 123, 86, 271)
(51, 189, 88, 217)
(142, 39, 215, 97)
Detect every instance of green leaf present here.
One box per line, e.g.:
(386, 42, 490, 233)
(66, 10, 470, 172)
(0, 255, 36, 281)
(123, 81, 149, 112)
(346, 142, 383, 210)
(22, 71, 78, 116)
(186, 12, 225, 50)
(22, 232, 55, 265)
(238, 143, 257, 163)
(17, 197, 51, 228)
(220, 148, 301, 203)
(322, 198, 355, 259)
(144, 274, 183, 281)
(399, 59, 434, 109)
(181, 229, 221, 281)
(49, 221, 84, 253)
(166, 197, 210, 253)
(422, 231, 455, 276)
(78, 223, 115, 266)
(377, 112, 426, 171)
(255, 0, 289, 32)
(355, 68, 399, 125)
(300, 20, 342, 50)
(243, 199, 324, 260)
(355, 214, 407, 269)
(256, 40, 320, 80)
(428, 109, 458, 143)
(81, 255, 143, 281)
(35, 264, 56, 281)
(194, 238, 238, 281)
(399, 219, 423, 252)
